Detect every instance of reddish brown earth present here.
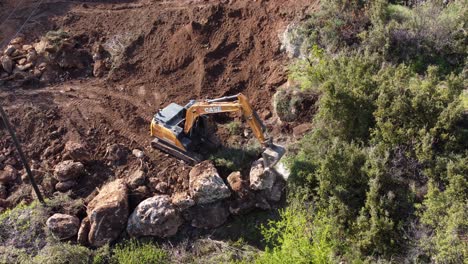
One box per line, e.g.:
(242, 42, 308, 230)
(0, 0, 316, 208)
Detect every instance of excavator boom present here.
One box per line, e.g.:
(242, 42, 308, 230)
(150, 93, 285, 167)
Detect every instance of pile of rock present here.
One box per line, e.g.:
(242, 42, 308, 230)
(45, 159, 286, 246)
(0, 31, 93, 86)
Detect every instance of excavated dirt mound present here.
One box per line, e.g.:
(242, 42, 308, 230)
(0, 0, 316, 210)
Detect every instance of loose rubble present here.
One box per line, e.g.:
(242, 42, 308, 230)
(0, 32, 93, 86)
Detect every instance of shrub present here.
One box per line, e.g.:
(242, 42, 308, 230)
(226, 120, 242, 136)
(418, 155, 468, 263)
(111, 239, 169, 264)
(26, 243, 92, 264)
(255, 205, 339, 264)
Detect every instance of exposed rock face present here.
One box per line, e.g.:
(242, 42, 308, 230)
(189, 161, 231, 204)
(46, 213, 80, 240)
(77, 217, 90, 246)
(64, 141, 89, 161)
(87, 179, 128, 247)
(0, 165, 17, 184)
(227, 172, 255, 215)
(55, 180, 77, 192)
(249, 159, 276, 190)
(183, 201, 230, 229)
(171, 192, 195, 211)
(127, 195, 183, 238)
(53, 160, 85, 182)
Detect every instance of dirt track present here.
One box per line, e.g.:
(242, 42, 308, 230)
(0, 0, 315, 206)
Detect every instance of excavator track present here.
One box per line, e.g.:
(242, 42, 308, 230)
(151, 138, 201, 165)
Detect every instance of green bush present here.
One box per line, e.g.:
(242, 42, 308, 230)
(111, 239, 169, 264)
(418, 155, 468, 263)
(285, 41, 466, 260)
(26, 243, 92, 264)
(255, 205, 339, 264)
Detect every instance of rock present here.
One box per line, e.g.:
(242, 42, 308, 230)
(249, 159, 276, 190)
(16, 62, 33, 71)
(105, 144, 128, 164)
(22, 44, 33, 51)
(183, 201, 230, 229)
(227, 171, 243, 192)
(126, 169, 146, 189)
(155, 182, 169, 193)
(1, 56, 13, 73)
(171, 192, 195, 211)
(127, 195, 183, 238)
(55, 180, 77, 192)
(46, 213, 80, 240)
(26, 50, 37, 63)
(77, 217, 90, 245)
(87, 179, 128, 247)
(292, 123, 313, 138)
(255, 194, 271, 210)
(132, 149, 144, 159)
(17, 58, 27, 65)
(93, 60, 106, 77)
(4, 45, 15, 56)
(33, 39, 50, 54)
(10, 37, 24, 45)
(260, 110, 273, 120)
(53, 160, 85, 182)
(261, 178, 285, 202)
(226, 172, 255, 215)
(189, 161, 231, 204)
(129, 185, 149, 209)
(64, 141, 89, 161)
(0, 165, 17, 184)
(0, 184, 7, 199)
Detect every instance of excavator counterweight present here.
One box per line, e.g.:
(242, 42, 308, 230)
(150, 93, 285, 167)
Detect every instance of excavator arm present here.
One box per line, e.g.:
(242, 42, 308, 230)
(184, 93, 268, 145)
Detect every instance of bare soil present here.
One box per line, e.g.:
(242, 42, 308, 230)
(0, 0, 316, 209)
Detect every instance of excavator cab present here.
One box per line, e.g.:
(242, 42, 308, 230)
(150, 93, 285, 168)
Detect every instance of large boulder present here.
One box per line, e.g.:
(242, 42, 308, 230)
(183, 201, 230, 229)
(87, 179, 128, 247)
(226, 172, 255, 215)
(189, 161, 231, 204)
(127, 195, 183, 238)
(0, 165, 17, 184)
(46, 213, 80, 240)
(53, 160, 85, 182)
(249, 159, 276, 190)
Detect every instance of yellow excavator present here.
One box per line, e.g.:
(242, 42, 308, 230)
(150, 93, 285, 168)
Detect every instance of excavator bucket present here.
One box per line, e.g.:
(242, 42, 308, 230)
(262, 143, 286, 169)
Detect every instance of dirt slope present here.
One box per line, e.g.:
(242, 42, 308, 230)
(0, 0, 315, 206)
